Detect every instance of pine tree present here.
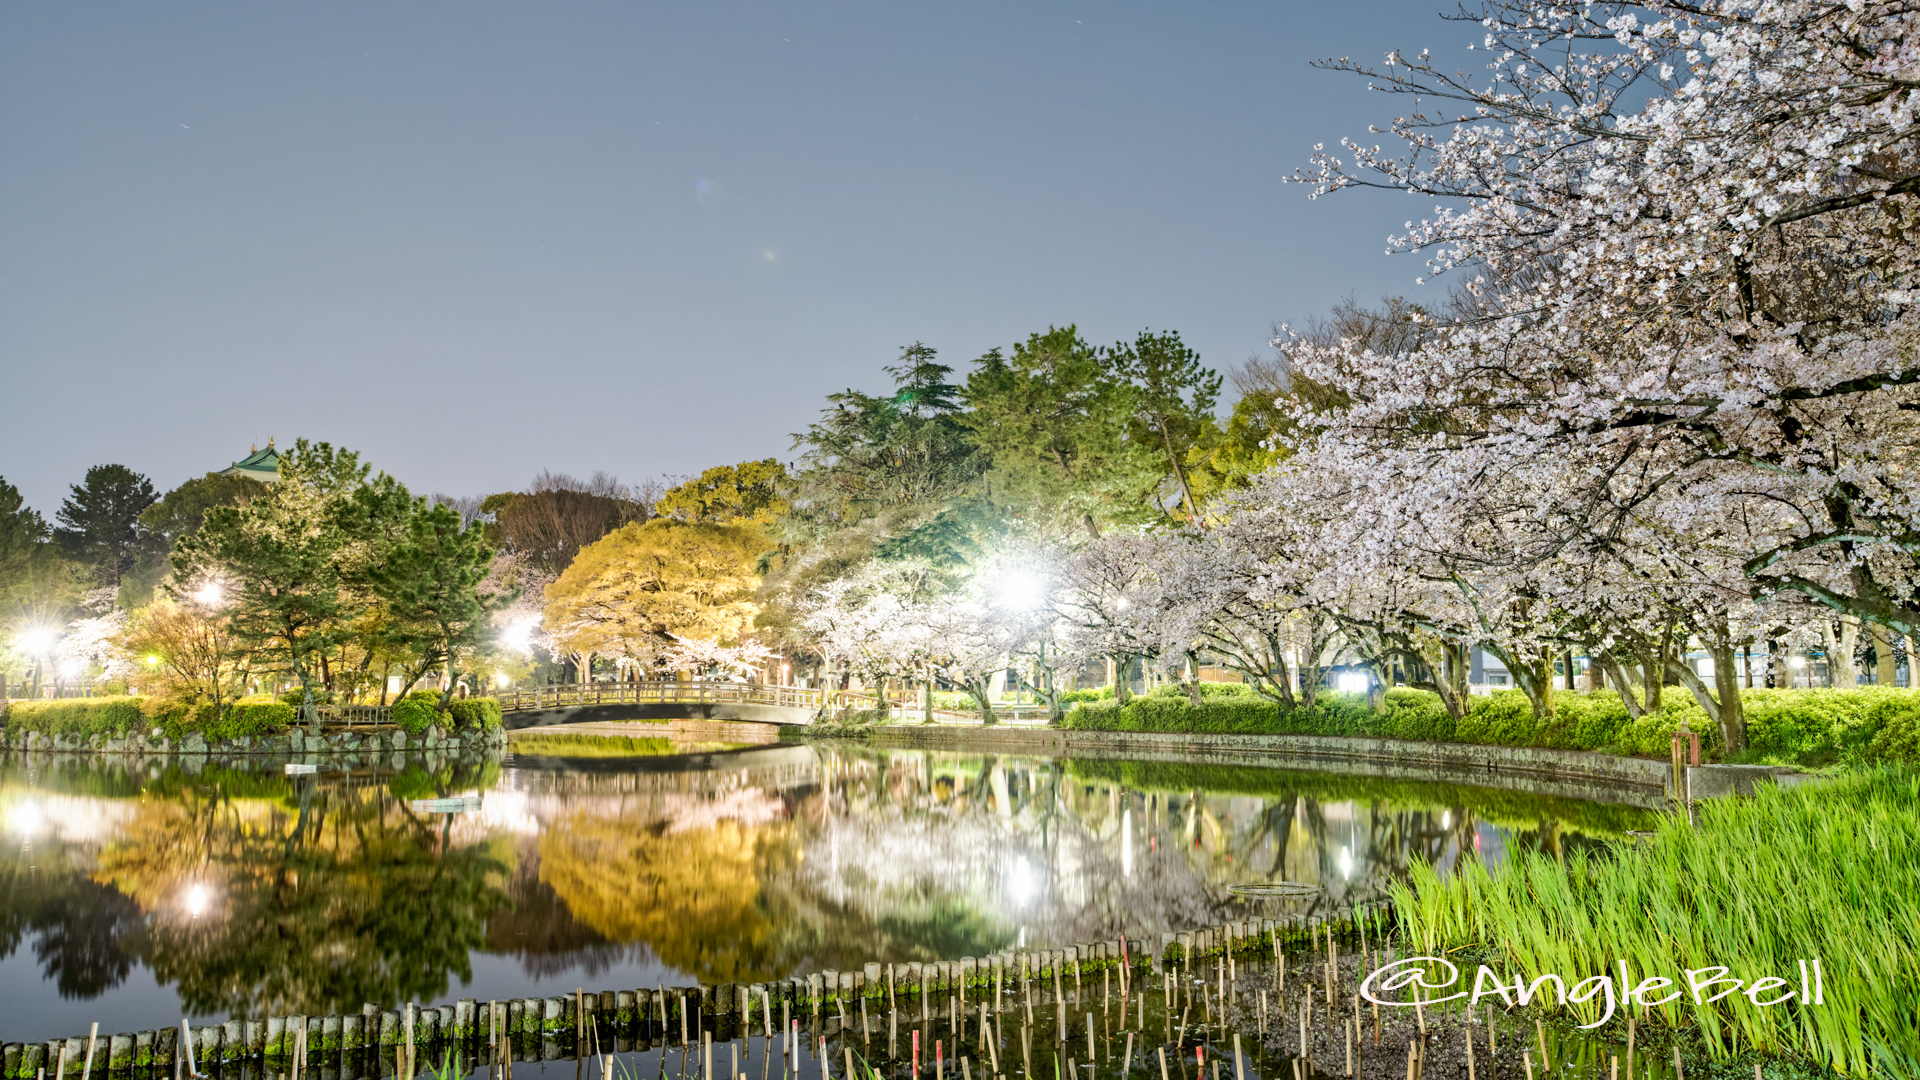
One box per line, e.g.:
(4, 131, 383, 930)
(54, 464, 157, 589)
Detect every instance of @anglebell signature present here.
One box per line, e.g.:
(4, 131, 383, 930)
(1357, 955, 1826, 1029)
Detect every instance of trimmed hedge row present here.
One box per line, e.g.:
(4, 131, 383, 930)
(1, 694, 297, 741)
(3, 692, 505, 742)
(1062, 682, 1920, 765)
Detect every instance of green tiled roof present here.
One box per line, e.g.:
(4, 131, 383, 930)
(222, 444, 281, 481)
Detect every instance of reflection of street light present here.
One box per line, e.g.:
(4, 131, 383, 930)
(8, 799, 43, 837)
(184, 883, 211, 918)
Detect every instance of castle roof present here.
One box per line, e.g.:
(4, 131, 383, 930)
(222, 442, 281, 482)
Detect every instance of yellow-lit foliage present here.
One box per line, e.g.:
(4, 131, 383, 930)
(537, 811, 795, 984)
(542, 519, 766, 664)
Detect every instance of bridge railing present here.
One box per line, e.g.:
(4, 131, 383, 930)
(499, 681, 827, 713)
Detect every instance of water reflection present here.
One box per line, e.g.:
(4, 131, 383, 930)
(0, 745, 1656, 1041)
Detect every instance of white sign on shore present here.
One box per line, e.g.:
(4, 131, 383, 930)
(410, 796, 483, 814)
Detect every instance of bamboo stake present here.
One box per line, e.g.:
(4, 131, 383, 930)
(1157, 1048, 1170, 1080)
(1625, 1020, 1633, 1080)
(1466, 1022, 1476, 1080)
(1534, 1020, 1548, 1072)
(1522, 1053, 1534, 1080)
(82, 1024, 98, 1080)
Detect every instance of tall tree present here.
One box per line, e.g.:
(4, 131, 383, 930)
(55, 465, 157, 589)
(655, 460, 788, 524)
(962, 327, 1151, 536)
(121, 472, 272, 606)
(1105, 330, 1222, 519)
(369, 501, 504, 706)
(170, 441, 411, 707)
(0, 477, 49, 597)
(785, 345, 982, 536)
(542, 519, 766, 675)
(491, 471, 649, 576)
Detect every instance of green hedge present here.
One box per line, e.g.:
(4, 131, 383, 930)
(2, 694, 295, 742)
(448, 696, 503, 731)
(1063, 682, 1920, 766)
(1, 696, 148, 739)
(392, 693, 440, 735)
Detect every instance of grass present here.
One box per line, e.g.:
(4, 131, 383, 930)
(505, 731, 752, 757)
(1391, 767, 1920, 1073)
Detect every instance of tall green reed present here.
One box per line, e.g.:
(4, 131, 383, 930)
(1390, 767, 1920, 1074)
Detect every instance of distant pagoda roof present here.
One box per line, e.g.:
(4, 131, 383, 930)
(222, 441, 281, 482)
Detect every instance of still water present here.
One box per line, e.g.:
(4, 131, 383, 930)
(0, 741, 1656, 1043)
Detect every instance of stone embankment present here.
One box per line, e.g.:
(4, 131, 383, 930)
(1, 725, 507, 759)
(0, 908, 1380, 1080)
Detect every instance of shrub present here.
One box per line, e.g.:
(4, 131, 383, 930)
(447, 696, 503, 731)
(391, 695, 441, 735)
(210, 696, 296, 739)
(276, 687, 335, 710)
(2, 696, 146, 739)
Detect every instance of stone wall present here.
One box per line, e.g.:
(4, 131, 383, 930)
(806, 724, 1675, 793)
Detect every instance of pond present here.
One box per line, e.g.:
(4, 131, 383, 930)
(0, 739, 1660, 1045)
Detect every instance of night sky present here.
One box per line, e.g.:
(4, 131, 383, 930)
(2, 1, 1466, 512)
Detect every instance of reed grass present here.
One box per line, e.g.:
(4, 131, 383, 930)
(1391, 768, 1920, 1073)
(505, 732, 748, 757)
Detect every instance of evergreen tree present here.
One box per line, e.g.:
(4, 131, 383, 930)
(54, 464, 157, 589)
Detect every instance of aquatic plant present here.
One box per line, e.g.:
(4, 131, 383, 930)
(1391, 768, 1920, 1072)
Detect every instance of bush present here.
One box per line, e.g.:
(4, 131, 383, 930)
(276, 687, 335, 710)
(2, 696, 147, 739)
(448, 696, 503, 731)
(391, 695, 441, 735)
(204, 696, 295, 740)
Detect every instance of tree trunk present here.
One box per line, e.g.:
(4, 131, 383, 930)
(967, 675, 997, 725)
(1872, 625, 1897, 686)
(1599, 654, 1646, 719)
(1833, 617, 1860, 688)
(1111, 655, 1132, 704)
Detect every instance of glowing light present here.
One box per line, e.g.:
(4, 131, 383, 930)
(998, 570, 1042, 611)
(57, 659, 83, 679)
(1338, 844, 1354, 879)
(493, 673, 510, 689)
(184, 883, 211, 917)
(1009, 855, 1037, 906)
(1122, 807, 1133, 878)
(500, 617, 540, 654)
(1336, 671, 1369, 694)
(1114, 597, 1130, 611)
(9, 799, 44, 837)
(1788, 656, 1807, 670)
(195, 581, 223, 607)
(1441, 810, 1452, 829)
(146, 655, 162, 667)
(16, 627, 56, 656)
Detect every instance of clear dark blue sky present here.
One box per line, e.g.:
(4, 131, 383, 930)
(1, 1, 1466, 512)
